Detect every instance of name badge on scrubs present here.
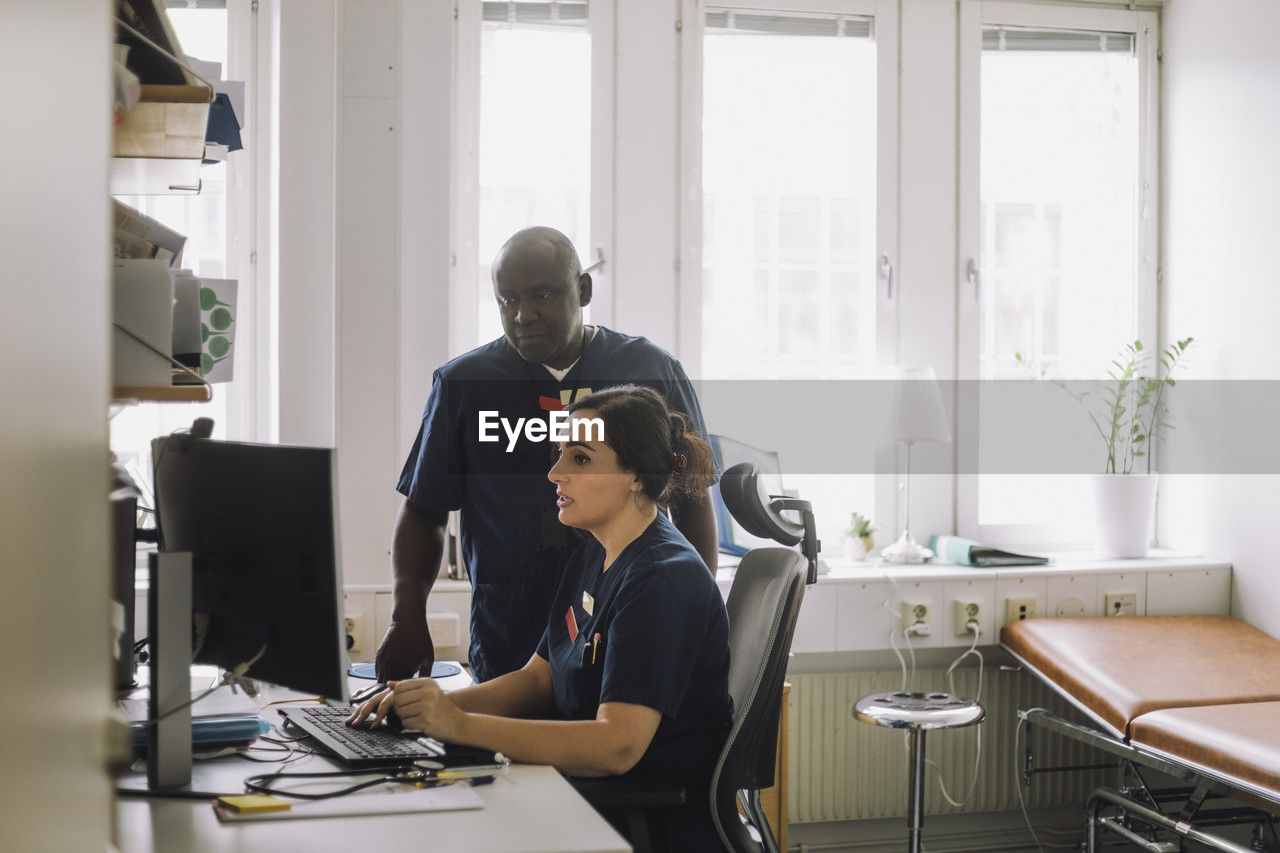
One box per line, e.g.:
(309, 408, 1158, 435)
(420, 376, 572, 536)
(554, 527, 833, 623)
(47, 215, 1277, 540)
(562, 387, 592, 405)
(581, 591, 594, 617)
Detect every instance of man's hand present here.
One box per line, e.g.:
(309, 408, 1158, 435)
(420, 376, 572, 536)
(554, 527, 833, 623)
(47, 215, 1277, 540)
(380, 498, 448, 681)
(375, 619, 435, 682)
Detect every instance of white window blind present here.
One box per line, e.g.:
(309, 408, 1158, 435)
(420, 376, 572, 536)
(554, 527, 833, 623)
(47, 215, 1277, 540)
(705, 10, 872, 39)
(982, 26, 1134, 54)
(482, 1, 588, 27)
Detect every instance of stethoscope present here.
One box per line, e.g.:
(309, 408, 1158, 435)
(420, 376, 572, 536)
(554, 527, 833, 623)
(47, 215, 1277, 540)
(242, 763, 499, 800)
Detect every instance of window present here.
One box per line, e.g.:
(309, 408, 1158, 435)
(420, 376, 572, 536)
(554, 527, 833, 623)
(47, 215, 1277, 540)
(110, 5, 257, 491)
(689, 2, 896, 552)
(979, 25, 1141, 379)
(958, 4, 1158, 545)
(471, 0, 592, 347)
(700, 9, 879, 381)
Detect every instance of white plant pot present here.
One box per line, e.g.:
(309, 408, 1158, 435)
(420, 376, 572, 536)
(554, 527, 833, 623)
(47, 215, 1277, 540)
(842, 537, 868, 561)
(1091, 473, 1158, 559)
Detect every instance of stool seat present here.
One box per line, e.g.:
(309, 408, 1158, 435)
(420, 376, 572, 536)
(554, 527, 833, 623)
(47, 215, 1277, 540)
(854, 691, 985, 730)
(853, 690, 985, 853)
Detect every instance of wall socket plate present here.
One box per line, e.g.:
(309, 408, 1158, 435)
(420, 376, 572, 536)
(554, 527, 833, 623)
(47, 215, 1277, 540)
(953, 600, 982, 636)
(1105, 591, 1138, 617)
(344, 614, 364, 655)
(1005, 596, 1038, 623)
(1055, 593, 1089, 618)
(901, 601, 931, 633)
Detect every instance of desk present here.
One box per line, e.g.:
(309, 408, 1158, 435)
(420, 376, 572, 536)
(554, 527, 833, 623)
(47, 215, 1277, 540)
(115, 670, 630, 853)
(116, 763, 628, 852)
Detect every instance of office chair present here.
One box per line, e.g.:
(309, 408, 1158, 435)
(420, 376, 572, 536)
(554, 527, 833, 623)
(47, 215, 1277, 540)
(571, 461, 817, 853)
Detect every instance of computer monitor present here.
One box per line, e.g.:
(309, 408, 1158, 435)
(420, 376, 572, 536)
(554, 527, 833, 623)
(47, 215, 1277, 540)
(151, 435, 348, 703)
(710, 434, 786, 557)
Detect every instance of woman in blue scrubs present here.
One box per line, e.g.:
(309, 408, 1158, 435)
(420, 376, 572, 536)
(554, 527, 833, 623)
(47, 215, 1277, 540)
(349, 384, 732, 850)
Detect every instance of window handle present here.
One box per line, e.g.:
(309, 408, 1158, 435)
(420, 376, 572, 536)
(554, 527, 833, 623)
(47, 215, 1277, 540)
(967, 258, 980, 302)
(879, 254, 894, 300)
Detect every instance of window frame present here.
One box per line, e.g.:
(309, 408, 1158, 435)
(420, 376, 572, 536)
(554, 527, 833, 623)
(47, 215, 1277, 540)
(677, 0, 900, 377)
(452, 0, 616, 355)
(955, 1, 1161, 546)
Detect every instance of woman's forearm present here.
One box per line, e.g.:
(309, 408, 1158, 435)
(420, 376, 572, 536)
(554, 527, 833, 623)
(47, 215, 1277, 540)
(453, 713, 647, 777)
(447, 659, 555, 718)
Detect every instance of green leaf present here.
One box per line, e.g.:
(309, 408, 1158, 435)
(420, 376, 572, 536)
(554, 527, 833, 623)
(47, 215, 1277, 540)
(201, 353, 213, 373)
(200, 288, 217, 311)
(208, 335, 231, 358)
(201, 324, 210, 343)
(210, 307, 233, 332)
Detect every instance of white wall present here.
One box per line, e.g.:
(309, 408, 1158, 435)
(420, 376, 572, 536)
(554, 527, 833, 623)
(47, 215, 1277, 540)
(0, 2, 113, 848)
(1159, 0, 1280, 636)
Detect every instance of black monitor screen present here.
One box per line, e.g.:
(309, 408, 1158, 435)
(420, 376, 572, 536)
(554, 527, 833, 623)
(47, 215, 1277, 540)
(151, 436, 347, 702)
(710, 435, 785, 557)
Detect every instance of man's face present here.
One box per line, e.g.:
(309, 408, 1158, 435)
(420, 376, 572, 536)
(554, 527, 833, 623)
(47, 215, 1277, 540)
(493, 242, 589, 368)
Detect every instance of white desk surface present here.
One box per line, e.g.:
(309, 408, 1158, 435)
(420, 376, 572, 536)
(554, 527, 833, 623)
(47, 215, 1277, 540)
(115, 668, 630, 853)
(116, 763, 629, 853)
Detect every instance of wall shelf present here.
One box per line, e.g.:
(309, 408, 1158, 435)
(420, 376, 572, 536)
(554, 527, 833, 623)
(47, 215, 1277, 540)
(113, 384, 212, 404)
(111, 84, 212, 195)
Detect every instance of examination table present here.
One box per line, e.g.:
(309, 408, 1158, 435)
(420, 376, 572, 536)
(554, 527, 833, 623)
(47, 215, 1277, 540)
(1001, 615, 1280, 852)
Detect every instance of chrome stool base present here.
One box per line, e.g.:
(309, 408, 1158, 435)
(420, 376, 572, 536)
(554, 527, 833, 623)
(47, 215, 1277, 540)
(854, 691, 985, 853)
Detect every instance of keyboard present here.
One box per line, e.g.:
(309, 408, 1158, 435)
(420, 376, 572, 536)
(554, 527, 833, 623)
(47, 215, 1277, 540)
(279, 704, 499, 769)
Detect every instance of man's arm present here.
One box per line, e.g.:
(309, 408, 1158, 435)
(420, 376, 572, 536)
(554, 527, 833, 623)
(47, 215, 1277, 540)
(671, 489, 719, 573)
(375, 498, 447, 681)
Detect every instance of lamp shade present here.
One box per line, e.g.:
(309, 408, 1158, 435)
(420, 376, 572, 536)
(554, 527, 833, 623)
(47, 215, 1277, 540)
(887, 366, 951, 444)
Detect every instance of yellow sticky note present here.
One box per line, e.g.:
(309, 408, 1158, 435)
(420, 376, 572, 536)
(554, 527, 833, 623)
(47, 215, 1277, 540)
(562, 387, 592, 405)
(217, 794, 292, 814)
(582, 591, 594, 616)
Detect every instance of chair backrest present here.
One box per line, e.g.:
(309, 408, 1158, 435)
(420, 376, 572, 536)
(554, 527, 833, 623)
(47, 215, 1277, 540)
(708, 546, 807, 851)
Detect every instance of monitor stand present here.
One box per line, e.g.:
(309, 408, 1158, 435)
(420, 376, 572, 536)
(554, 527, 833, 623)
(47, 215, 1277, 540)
(147, 550, 192, 790)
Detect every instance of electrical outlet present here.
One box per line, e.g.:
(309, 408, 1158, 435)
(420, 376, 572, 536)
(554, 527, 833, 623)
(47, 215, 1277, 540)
(344, 614, 364, 655)
(953, 600, 982, 637)
(901, 601, 931, 634)
(1005, 596, 1038, 623)
(1055, 593, 1088, 618)
(1104, 591, 1138, 617)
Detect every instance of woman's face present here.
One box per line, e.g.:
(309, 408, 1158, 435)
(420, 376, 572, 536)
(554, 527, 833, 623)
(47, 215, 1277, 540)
(547, 410, 640, 530)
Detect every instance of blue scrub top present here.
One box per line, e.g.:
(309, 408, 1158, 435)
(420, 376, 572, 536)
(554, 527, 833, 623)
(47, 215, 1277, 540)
(537, 513, 732, 798)
(397, 327, 710, 683)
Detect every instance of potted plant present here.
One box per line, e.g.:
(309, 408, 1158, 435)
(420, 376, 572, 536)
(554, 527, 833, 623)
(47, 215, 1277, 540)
(843, 512, 876, 560)
(1018, 337, 1194, 557)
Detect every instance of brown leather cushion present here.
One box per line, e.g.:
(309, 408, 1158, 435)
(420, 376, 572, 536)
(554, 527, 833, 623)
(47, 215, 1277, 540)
(1131, 703, 1280, 801)
(1000, 616, 1280, 736)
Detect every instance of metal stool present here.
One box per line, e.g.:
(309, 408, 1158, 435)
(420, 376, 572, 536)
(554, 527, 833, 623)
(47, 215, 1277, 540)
(854, 691, 985, 853)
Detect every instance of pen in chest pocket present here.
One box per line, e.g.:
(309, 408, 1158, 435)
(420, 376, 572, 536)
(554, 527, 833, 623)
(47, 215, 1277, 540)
(580, 631, 602, 667)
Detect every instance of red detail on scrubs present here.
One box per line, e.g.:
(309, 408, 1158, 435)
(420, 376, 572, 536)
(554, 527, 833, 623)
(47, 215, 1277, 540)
(565, 606, 579, 643)
(539, 396, 564, 411)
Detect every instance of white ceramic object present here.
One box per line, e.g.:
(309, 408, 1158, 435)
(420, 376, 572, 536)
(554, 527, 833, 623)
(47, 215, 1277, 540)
(1092, 473, 1158, 558)
(842, 537, 868, 561)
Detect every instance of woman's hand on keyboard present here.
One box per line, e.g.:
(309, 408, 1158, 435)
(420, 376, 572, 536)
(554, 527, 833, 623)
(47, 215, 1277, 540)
(388, 678, 466, 743)
(346, 683, 397, 728)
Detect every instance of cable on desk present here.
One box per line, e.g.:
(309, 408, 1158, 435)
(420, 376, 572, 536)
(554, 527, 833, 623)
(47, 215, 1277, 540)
(242, 766, 461, 801)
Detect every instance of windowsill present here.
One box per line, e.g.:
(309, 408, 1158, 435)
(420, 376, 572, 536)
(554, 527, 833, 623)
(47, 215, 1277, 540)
(716, 549, 1230, 584)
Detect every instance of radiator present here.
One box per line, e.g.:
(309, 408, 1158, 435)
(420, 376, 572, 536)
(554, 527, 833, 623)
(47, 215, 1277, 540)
(787, 667, 1109, 823)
